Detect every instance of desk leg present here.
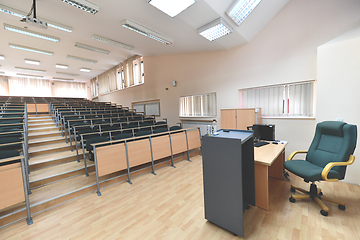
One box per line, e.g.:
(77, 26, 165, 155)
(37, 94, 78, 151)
(254, 163, 269, 210)
(268, 150, 285, 180)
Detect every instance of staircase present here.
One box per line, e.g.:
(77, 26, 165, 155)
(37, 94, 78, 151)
(0, 114, 96, 227)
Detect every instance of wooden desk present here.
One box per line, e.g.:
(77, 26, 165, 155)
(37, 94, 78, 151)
(254, 141, 288, 210)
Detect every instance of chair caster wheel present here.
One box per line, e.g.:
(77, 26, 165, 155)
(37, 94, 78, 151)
(338, 204, 345, 210)
(289, 197, 295, 203)
(320, 210, 328, 216)
(290, 187, 295, 192)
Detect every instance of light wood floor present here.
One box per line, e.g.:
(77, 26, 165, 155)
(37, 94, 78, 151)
(1, 155, 360, 240)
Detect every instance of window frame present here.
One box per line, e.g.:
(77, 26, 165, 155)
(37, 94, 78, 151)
(179, 92, 217, 118)
(132, 99, 161, 117)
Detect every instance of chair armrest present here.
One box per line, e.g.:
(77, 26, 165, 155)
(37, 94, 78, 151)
(321, 155, 355, 182)
(287, 151, 308, 161)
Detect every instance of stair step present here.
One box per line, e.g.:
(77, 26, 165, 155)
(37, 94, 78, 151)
(30, 160, 95, 189)
(28, 130, 62, 139)
(28, 119, 54, 124)
(29, 150, 80, 169)
(28, 136, 65, 147)
(28, 122, 56, 127)
(28, 126, 59, 133)
(29, 142, 71, 157)
(28, 116, 52, 120)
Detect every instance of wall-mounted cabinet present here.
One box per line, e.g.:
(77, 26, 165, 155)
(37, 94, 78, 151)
(221, 108, 261, 130)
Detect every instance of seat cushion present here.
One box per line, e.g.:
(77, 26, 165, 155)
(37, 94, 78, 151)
(283, 160, 341, 182)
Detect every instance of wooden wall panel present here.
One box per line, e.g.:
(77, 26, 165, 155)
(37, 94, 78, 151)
(151, 135, 171, 161)
(127, 139, 152, 168)
(27, 104, 36, 113)
(187, 129, 201, 150)
(220, 109, 236, 129)
(0, 163, 25, 210)
(96, 144, 127, 177)
(36, 104, 49, 113)
(171, 132, 187, 155)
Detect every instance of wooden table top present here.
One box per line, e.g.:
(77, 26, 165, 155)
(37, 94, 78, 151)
(254, 141, 288, 166)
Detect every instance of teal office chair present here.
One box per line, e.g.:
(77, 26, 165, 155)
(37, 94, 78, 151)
(284, 121, 357, 216)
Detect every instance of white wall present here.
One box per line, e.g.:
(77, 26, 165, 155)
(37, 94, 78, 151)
(99, 0, 360, 184)
(317, 27, 360, 184)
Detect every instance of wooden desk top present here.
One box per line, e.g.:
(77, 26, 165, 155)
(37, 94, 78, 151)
(254, 141, 288, 166)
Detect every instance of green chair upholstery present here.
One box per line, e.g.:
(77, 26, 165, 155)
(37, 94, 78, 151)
(283, 121, 357, 216)
(169, 125, 181, 131)
(113, 132, 133, 140)
(85, 136, 109, 161)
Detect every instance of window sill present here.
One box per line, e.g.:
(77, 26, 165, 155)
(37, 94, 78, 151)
(261, 116, 315, 120)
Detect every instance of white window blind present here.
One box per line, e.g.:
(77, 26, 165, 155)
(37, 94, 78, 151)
(240, 80, 315, 117)
(132, 100, 160, 116)
(180, 92, 217, 117)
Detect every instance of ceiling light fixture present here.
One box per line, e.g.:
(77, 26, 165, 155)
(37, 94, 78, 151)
(9, 43, 54, 55)
(80, 68, 91, 72)
(56, 72, 79, 76)
(15, 67, 46, 73)
(75, 42, 109, 54)
(120, 19, 174, 45)
(59, 0, 99, 14)
(53, 77, 74, 81)
(16, 73, 43, 78)
(198, 18, 233, 41)
(56, 64, 69, 69)
(0, 71, 5, 75)
(67, 55, 97, 63)
(0, 55, 4, 60)
(0, 4, 73, 32)
(91, 35, 134, 50)
(4, 23, 60, 42)
(25, 59, 40, 65)
(226, 0, 262, 26)
(148, 0, 196, 17)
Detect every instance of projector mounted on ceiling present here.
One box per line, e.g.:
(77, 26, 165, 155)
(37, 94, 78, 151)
(21, 0, 48, 29)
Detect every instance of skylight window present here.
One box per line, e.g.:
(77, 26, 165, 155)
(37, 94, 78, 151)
(198, 18, 233, 42)
(226, 0, 262, 26)
(148, 0, 196, 17)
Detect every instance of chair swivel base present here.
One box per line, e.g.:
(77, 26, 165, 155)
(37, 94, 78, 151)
(289, 183, 346, 216)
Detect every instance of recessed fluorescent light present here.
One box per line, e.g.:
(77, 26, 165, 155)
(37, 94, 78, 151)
(0, 55, 4, 60)
(91, 35, 134, 50)
(56, 64, 69, 69)
(0, 71, 4, 75)
(9, 43, 54, 55)
(15, 67, 46, 73)
(226, 0, 262, 26)
(59, 0, 99, 14)
(80, 68, 91, 72)
(75, 42, 109, 54)
(198, 18, 233, 41)
(4, 23, 60, 42)
(0, 4, 72, 32)
(67, 55, 97, 63)
(16, 73, 43, 78)
(53, 77, 74, 81)
(121, 19, 174, 45)
(25, 59, 40, 65)
(148, 0, 196, 17)
(56, 72, 79, 76)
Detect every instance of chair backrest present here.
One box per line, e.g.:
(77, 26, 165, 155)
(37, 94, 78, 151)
(169, 125, 181, 131)
(136, 129, 151, 137)
(306, 121, 357, 179)
(86, 136, 109, 151)
(153, 128, 168, 134)
(113, 132, 133, 140)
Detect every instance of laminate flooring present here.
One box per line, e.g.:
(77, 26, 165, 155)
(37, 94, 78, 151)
(1, 155, 359, 240)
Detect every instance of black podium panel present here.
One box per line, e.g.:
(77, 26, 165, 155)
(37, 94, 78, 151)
(201, 129, 255, 237)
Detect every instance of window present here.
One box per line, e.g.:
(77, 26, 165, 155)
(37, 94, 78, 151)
(239, 80, 315, 117)
(132, 99, 160, 116)
(116, 67, 125, 90)
(180, 92, 217, 117)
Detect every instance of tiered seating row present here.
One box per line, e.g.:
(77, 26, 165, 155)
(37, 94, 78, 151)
(90, 127, 201, 196)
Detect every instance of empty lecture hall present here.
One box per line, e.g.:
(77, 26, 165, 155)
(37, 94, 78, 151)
(0, 0, 360, 239)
